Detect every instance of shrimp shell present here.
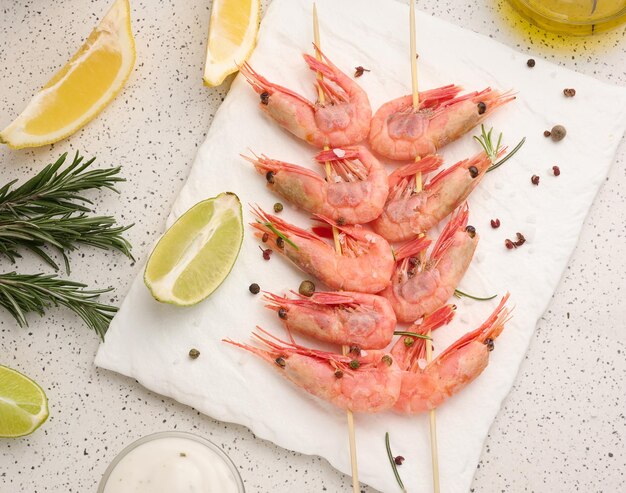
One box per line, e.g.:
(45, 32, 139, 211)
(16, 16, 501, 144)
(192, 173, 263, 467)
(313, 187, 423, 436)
(264, 290, 397, 349)
(246, 145, 388, 225)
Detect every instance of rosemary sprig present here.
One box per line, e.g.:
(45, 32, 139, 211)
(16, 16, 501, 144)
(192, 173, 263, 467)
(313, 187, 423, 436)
(473, 124, 526, 172)
(0, 152, 125, 215)
(393, 330, 432, 340)
(0, 152, 133, 271)
(263, 221, 298, 250)
(454, 289, 497, 301)
(0, 214, 134, 272)
(385, 432, 407, 493)
(0, 272, 117, 339)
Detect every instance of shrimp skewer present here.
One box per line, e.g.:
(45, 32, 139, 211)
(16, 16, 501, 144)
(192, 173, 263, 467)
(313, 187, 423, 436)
(264, 290, 397, 349)
(371, 151, 501, 243)
(369, 88, 515, 161)
(251, 207, 394, 294)
(224, 328, 402, 413)
(381, 204, 478, 323)
(393, 295, 511, 413)
(240, 47, 372, 148)
(246, 146, 389, 225)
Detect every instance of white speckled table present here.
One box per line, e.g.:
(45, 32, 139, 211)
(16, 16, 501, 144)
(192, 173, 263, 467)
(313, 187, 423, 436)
(0, 1, 624, 492)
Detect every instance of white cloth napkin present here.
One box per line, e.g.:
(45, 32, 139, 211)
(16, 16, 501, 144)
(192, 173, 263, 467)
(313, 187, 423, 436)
(96, 0, 626, 491)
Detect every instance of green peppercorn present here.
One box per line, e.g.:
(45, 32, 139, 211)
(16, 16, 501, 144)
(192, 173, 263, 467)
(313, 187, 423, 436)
(349, 360, 360, 370)
(381, 355, 393, 366)
(273, 202, 284, 213)
(189, 348, 200, 359)
(404, 337, 415, 348)
(298, 280, 316, 297)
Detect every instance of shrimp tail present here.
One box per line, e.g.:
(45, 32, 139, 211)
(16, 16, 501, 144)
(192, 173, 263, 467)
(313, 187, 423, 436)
(430, 204, 470, 261)
(315, 148, 361, 162)
(394, 235, 432, 261)
(240, 62, 315, 108)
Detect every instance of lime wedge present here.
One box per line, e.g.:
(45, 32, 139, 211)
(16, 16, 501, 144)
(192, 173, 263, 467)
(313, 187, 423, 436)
(144, 192, 243, 306)
(0, 365, 49, 438)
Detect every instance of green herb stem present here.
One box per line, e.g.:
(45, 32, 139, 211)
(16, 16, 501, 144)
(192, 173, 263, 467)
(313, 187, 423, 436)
(472, 124, 526, 173)
(393, 331, 432, 340)
(0, 272, 117, 339)
(385, 432, 407, 493)
(454, 289, 497, 301)
(263, 222, 298, 250)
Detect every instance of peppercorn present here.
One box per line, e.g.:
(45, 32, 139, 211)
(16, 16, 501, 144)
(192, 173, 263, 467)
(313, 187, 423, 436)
(527, 58, 535, 67)
(531, 175, 540, 185)
(298, 280, 316, 297)
(266, 171, 275, 183)
(477, 102, 486, 115)
(189, 348, 200, 359)
(260, 91, 270, 105)
(259, 247, 272, 260)
(553, 165, 561, 176)
(514, 232, 526, 247)
(468, 166, 479, 178)
(275, 357, 286, 368)
(354, 66, 370, 78)
(273, 202, 283, 213)
(394, 456, 405, 466)
(276, 237, 284, 249)
(404, 337, 415, 347)
(350, 346, 361, 356)
(349, 360, 360, 370)
(490, 218, 501, 229)
(382, 355, 393, 366)
(261, 232, 269, 243)
(550, 125, 566, 142)
(334, 369, 344, 379)
(336, 217, 346, 226)
(465, 225, 476, 238)
(485, 338, 495, 351)
(278, 308, 287, 319)
(563, 88, 576, 97)
(249, 283, 260, 294)
(505, 239, 515, 250)
(543, 130, 551, 137)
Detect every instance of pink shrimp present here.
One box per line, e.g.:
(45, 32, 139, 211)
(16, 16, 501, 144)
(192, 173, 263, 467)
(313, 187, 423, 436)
(246, 146, 389, 225)
(371, 151, 499, 243)
(251, 207, 394, 293)
(393, 295, 511, 413)
(240, 47, 371, 148)
(380, 204, 478, 323)
(264, 290, 397, 349)
(369, 87, 515, 161)
(224, 328, 402, 413)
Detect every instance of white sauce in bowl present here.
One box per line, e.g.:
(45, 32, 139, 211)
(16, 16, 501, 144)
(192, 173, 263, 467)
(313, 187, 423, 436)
(101, 436, 242, 493)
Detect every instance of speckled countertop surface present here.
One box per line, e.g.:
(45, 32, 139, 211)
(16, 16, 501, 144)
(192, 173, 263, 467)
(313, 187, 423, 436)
(0, 1, 624, 492)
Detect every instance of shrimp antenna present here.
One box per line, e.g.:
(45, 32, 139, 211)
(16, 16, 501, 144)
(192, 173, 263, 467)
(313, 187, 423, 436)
(410, 2, 441, 492)
(313, 4, 359, 492)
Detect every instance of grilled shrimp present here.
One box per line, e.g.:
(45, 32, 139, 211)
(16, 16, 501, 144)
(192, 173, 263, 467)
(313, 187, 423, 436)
(225, 328, 402, 413)
(381, 204, 478, 323)
(247, 146, 388, 225)
(371, 151, 497, 242)
(369, 87, 514, 161)
(251, 208, 394, 293)
(264, 290, 396, 349)
(240, 47, 371, 148)
(393, 295, 511, 413)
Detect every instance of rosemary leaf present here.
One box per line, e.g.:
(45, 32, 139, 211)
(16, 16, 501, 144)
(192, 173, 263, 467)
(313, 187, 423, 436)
(473, 124, 526, 173)
(0, 272, 117, 339)
(385, 432, 407, 493)
(454, 289, 497, 301)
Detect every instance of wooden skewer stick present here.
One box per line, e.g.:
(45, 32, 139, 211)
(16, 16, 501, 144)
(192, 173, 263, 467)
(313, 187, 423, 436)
(410, 2, 441, 493)
(313, 5, 360, 493)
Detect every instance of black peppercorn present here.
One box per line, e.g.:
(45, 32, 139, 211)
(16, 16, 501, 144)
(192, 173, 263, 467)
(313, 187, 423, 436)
(249, 283, 260, 294)
(527, 58, 535, 67)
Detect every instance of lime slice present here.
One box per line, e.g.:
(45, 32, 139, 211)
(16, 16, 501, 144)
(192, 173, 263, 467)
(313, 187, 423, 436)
(144, 192, 243, 306)
(0, 365, 49, 438)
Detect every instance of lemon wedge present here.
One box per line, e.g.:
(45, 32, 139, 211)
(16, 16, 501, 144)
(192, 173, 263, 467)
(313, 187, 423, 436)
(203, 0, 260, 87)
(0, 0, 136, 149)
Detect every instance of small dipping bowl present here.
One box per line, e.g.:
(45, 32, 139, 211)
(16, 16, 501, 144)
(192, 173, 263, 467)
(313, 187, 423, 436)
(97, 431, 245, 493)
